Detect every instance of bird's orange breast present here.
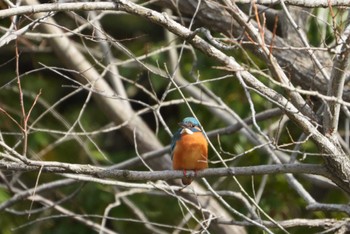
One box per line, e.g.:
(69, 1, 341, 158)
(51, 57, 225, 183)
(172, 132, 208, 170)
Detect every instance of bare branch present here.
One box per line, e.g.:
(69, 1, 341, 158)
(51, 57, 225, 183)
(0, 161, 330, 182)
(235, 0, 350, 7)
(218, 218, 347, 229)
(324, 24, 350, 138)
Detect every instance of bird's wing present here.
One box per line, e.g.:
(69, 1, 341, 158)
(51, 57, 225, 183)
(170, 128, 182, 160)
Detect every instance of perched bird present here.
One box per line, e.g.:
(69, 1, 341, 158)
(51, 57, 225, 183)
(171, 117, 208, 185)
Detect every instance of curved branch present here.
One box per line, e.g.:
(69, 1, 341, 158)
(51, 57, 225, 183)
(0, 179, 78, 211)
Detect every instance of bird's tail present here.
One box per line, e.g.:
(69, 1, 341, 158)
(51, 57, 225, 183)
(182, 177, 193, 185)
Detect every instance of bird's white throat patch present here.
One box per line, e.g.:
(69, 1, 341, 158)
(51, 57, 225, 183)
(181, 128, 194, 135)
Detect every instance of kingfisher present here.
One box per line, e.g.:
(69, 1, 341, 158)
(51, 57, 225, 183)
(171, 117, 208, 185)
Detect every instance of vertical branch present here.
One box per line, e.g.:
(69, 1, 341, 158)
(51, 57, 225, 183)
(14, 16, 42, 158)
(323, 23, 350, 138)
(15, 25, 28, 157)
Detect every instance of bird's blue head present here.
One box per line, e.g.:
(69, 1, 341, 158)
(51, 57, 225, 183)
(179, 117, 200, 129)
